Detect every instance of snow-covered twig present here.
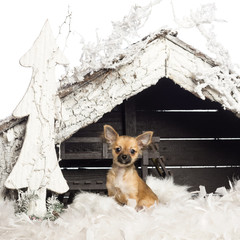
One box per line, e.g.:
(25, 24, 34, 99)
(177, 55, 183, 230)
(61, 1, 163, 84)
(57, 6, 72, 52)
(171, 1, 240, 114)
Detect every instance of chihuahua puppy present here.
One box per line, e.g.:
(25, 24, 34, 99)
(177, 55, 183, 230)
(104, 125, 158, 210)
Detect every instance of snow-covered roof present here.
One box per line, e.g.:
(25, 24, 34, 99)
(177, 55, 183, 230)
(0, 30, 239, 142)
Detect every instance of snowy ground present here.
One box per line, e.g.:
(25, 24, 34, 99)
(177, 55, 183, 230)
(0, 176, 240, 240)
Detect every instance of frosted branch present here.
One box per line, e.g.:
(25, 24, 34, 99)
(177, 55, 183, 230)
(195, 67, 240, 113)
(171, 1, 240, 113)
(57, 6, 72, 52)
(63, 1, 163, 84)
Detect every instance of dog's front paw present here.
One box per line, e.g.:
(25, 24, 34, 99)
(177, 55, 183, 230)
(135, 205, 144, 212)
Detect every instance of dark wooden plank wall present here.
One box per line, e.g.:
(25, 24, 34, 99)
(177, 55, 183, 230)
(134, 78, 240, 192)
(60, 78, 240, 196)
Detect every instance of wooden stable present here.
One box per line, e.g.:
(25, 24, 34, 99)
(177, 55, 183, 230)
(1, 30, 240, 206)
(60, 78, 240, 202)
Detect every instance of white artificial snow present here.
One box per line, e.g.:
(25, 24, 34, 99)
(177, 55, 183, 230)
(0, 177, 240, 240)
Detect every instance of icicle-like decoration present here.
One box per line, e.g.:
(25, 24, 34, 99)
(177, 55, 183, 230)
(195, 66, 240, 114)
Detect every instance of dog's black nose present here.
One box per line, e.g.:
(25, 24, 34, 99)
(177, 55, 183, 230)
(117, 154, 131, 165)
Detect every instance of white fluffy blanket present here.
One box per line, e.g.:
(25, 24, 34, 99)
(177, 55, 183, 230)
(0, 176, 240, 240)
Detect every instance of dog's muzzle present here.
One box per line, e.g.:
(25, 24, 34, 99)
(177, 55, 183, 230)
(117, 154, 131, 165)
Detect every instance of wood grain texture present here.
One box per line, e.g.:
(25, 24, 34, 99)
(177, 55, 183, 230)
(159, 140, 240, 166)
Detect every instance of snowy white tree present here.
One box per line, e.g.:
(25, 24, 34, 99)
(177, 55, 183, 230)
(5, 20, 69, 217)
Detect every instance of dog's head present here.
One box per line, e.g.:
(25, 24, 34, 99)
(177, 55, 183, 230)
(104, 125, 153, 167)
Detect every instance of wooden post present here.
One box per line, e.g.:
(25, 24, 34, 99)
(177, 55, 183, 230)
(102, 142, 109, 158)
(124, 98, 136, 136)
(142, 150, 149, 180)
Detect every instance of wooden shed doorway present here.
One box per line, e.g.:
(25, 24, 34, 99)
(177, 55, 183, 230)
(60, 77, 240, 198)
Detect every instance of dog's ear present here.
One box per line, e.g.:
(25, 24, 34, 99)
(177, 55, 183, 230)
(104, 125, 119, 144)
(136, 131, 153, 149)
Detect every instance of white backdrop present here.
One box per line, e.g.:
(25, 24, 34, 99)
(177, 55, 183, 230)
(0, 0, 239, 119)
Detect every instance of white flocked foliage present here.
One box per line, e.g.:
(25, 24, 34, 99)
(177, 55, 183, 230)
(4, 20, 69, 217)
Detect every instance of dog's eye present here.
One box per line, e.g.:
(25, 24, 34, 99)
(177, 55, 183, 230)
(115, 147, 121, 153)
(130, 149, 136, 155)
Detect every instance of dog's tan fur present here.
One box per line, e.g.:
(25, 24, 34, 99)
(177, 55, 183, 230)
(104, 125, 158, 210)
